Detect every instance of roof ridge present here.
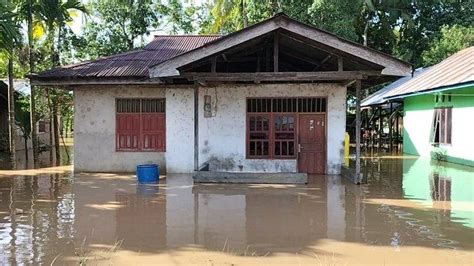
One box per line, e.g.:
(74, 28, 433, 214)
(153, 34, 221, 38)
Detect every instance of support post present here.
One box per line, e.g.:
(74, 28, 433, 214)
(396, 113, 399, 150)
(337, 56, 343, 72)
(378, 106, 382, 149)
(194, 83, 199, 171)
(355, 80, 362, 184)
(273, 32, 279, 72)
(211, 57, 216, 73)
(388, 101, 393, 152)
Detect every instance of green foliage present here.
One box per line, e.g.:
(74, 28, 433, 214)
(157, 0, 196, 34)
(74, 0, 161, 59)
(431, 147, 448, 162)
(308, 0, 359, 41)
(422, 25, 474, 66)
(394, 0, 474, 67)
(0, 0, 22, 56)
(15, 92, 31, 140)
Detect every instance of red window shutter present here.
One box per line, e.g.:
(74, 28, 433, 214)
(116, 114, 141, 151)
(141, 113, 166, 151)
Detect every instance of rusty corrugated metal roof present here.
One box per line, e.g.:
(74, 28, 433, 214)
(35, 35, 221, 79)
(385, 47, 474, 98)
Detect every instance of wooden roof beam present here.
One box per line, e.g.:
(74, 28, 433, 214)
(178, 71, 381, 82)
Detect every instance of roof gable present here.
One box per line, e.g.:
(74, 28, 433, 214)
(150, 13, 411, 78)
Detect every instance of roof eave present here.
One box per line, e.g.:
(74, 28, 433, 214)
(29, 77, 163, 86)
(385, 81, 474, 100)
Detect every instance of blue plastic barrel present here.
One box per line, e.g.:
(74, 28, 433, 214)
(136, 164, 159, 183)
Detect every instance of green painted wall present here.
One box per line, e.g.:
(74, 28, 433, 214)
(403, 84, 474, 166)
(402, 157, 474, 228)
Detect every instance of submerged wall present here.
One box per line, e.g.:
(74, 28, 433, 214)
(403, 85, 474, 166)
(74, 83, 346, 174)
(74, 86, 167, 172)
(197, 83, 346, 174)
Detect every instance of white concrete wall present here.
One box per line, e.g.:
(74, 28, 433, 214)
(165, 88, 194, 173)
(74, 86, 166, 172)
(197, 83, 346, 174)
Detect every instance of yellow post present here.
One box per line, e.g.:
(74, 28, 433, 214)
(344, 132, 350, 167)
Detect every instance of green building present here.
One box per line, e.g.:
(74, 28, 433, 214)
(365, 47, 474, 166)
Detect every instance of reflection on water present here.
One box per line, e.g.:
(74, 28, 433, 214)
(402, 157, 474, 229)
(0, 157, 473, 264)
(0, 144, 73, 170)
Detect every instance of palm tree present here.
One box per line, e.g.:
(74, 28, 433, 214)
(36, 0, 87, 165)
(17, 0, 41, 168)
(0, 0, 22, 168)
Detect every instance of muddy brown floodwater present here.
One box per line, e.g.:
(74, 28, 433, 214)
(0, 156, 473, 265)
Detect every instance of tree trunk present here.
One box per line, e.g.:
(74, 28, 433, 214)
(241, 0, 248, 28)
(24, 136, 28, 168)
(53, 103, 60, 166)
(363, 19, 369, 46)
(28, 0, 39, 168)
(7, 58, 16, 169)
(46, 88, 53, 166)
(50, 29, 61, 166)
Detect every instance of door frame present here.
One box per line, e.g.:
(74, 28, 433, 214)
(297, 113, 327, 174)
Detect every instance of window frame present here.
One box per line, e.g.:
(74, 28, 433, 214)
(246, 114, 271, 158)
(116, 98, 166, 152)
(245, 97, 327, 160)
(430, 107, 452, 145)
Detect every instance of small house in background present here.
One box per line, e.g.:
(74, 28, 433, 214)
(30, 14, 411, 181)
(371, 47, 474, 166)
(360, 68, 427, 151)
(0, 80, 52, 169)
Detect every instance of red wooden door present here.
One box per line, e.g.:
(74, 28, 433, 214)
(298, 114, 326, 174)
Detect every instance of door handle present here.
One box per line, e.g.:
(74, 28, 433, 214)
(298, 144, 302, 153)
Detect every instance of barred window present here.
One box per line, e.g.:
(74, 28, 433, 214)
(246, 97, 325, 159)
(116, 99, 166, 152)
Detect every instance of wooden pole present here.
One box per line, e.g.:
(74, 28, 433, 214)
(194, 82, 199, 171)
(388, 102, 393, 152)
(355, 80, 362, 184)
(395, 111, 400, 151)
(211, 57, 217, 73)
(378, 106, 382, 150)
(273, 32, 279, 72)
(337, 56, 343, 72)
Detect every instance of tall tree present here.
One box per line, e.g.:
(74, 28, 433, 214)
(422, 25, 474, 65)
(0, 0, 21, 168)
(37, 0, 87, 165)
(395, 0, 474, 66)
(74, 0, 160, 59)
(157, 0, 196, 34)
(17, 0, 41, 167)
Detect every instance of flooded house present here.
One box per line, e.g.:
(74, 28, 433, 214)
(364, 47, 474, 167)
(30, 14, 412, 179)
